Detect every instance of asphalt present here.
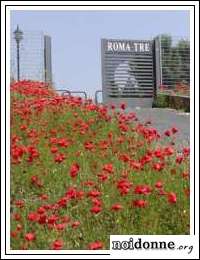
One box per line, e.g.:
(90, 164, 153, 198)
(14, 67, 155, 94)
(126, 107, 190, 149)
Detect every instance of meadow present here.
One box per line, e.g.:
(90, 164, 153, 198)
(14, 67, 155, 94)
(10, 81, 190, 250)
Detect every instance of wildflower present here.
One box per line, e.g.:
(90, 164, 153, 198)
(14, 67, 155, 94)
(153, 162, 164, 171)
(183, 147, 190, 157)
(54, 153, 65, 163)
(25, 233, 36, 241)
(51, 239, 64, 250)
(164, 130, 171, 137)
(103, 163, 114, 174)
(168, 192, 177, 204)
(38, 214, 47, 225)
(84, 141, 94, 151)
(47, 215, 59, 224)
(37, 207, 46, 214)
(120, 103, 126, 110)
(15, 199, 25, 208)
(134, 185, 152, 195)
(132, 200, 148, 208)
(69, 163, 80, 178)
(176, 156, 184, 164)
(155, 181, 163, 189)
(27, 212, 39, 222)
(90, 206, 102, 214)
(39, 194, 48, 200)
(57, 138, 70, 148)
(87, 190, 101, 198)
(71, 221, 80, 228)
(11, 231, 18, 238)
(55, 223, 66, 231)
(50, 146, 58, 153)
(164, 146, 174, 156)
(171, 127, 178, 134)
(111, 203, 123, 211)
(12, 213, 21, 221)
(91, 198, 101, 206)
(88, 241, 104, 250)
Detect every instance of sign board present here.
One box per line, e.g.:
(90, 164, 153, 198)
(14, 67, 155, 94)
(101, 39, 155, 107)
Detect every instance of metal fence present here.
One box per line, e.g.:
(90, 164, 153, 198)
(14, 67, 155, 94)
(10, 30, 52, 84)
(157, 35, 190, 94)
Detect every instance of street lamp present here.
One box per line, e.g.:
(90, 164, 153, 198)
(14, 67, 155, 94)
(14, 25, 23, 81)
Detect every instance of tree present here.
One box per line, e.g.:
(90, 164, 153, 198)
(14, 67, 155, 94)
(160, 35, 190, 89)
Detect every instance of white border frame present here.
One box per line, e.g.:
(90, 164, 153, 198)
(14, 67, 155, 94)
(1, 1, 199, 259)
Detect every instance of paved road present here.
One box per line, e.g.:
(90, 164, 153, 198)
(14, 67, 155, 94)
(127, 108, 190, 149)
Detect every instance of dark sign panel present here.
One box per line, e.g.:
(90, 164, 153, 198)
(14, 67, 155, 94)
(101, 39, 155, 107)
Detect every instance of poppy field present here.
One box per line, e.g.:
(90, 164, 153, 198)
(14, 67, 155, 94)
(10, 81, 190, 250)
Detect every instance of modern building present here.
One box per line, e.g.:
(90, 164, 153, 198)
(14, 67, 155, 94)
(11, 29, 52, 83)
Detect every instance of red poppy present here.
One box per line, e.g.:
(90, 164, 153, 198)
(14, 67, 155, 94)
(168, 192, 177, 204)
(69, 163, 80, 178)
(176, 156, 184, 164)
(117, 179, 132, 196)
(111, 203, 123, 211)
(57, 196, 68, 207)
(54, 153, 65, 163)
(12, 213, 21, 221)
(37, 207, 46, 214)
(50, 146, 58, 153)
(47, 215, 59, 224)
(120, 103, 126, 110)
(51, 239, 64, 250)
(164, 130, 171, 137)
(132, 199, 148, 208)
(164, 146, 174, 156)
(25, 232, 36, 241)
(11, 231, 18, 238)
(90, 206, 102, 214)
(134, 185, 152, 195)
(155, 181, 163, 189)
(57, 138, 70, 148)
(27, 212, 39, 222)
(103, 163, 114, 174)
(153, 162, 164, 171)
(171, 127, 178, 134)
(183, 147, 190, 157)
(88, 241, 104, 250)
(71, 221, 80, 228)
(84, 141, 94, 150)
(15, 199, 25, 208)
(91, 198, 102, 207)
(97, 173, 108, 182)
(20, 124, 27, 131)
(39, 194, 48, 200)
(38, 214, 47, 225)
(55, 223, 66, 231)
(87, 190, 101, 198)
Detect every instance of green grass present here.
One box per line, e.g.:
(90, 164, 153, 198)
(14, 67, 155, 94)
(10, 81, 190, 250)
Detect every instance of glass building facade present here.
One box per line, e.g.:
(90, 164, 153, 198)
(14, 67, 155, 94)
(11, 30, 52, 83)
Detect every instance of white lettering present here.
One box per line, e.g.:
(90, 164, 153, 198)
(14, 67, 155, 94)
(118, 42, 125, 51)
(139, 43, 145, 52)
(134, 43, 139, 52)
(107, 41, 151, 52)
(107, 41, 113, 51)
(113, 42, 118, 51)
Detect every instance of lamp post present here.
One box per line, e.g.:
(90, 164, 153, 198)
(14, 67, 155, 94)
(14, 25, 23, 81)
